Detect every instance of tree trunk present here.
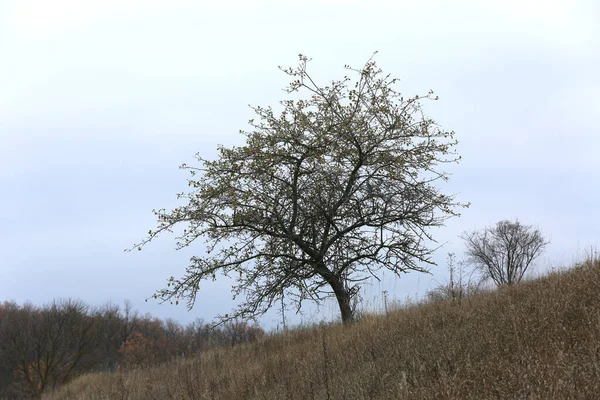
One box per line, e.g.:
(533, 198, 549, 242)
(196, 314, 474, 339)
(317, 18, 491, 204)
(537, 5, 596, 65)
(328, 275, 354, 324)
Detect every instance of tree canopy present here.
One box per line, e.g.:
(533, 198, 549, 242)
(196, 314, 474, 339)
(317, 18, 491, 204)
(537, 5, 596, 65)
(134, 54, 466, 324)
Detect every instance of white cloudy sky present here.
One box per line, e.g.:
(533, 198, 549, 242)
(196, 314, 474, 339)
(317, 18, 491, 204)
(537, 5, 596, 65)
(1, 0, 598, 329)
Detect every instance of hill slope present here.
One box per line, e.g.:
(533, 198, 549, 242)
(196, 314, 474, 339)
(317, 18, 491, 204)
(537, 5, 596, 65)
(45, 260, 600, 399)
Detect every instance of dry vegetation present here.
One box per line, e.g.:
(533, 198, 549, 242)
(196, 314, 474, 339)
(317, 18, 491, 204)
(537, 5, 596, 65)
(44, 260, 600, 399)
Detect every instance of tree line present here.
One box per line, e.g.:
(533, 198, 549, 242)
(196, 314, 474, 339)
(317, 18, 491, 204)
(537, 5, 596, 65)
(0, 218, 548, 399)
(0, 299, 264, 398)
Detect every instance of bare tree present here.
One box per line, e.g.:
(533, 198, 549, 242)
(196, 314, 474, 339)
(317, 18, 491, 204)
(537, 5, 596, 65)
(426, 253, 485, 302)
(133, 53, 466, 324)
(2, 300, 97, 396)
(461, 220, 549, 286)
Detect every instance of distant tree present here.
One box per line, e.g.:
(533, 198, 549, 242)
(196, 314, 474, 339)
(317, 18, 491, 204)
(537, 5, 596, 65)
(133, 53, 466, 324)
(120, 300, 139, 345)
(91, 303, 123, 371)
(184, 318, 212, 352)
(3, 300, 97, 397)
(223, 318, 265, 347)
(118, 332, 155, 368)
(461, 220, 549, 286)
(0, 302, 19, 398)
(426, 253, 484, 302)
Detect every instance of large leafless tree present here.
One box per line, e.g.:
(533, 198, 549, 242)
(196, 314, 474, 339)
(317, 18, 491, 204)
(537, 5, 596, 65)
(133, 54, 466, 324)
(461, 219, 549, 286)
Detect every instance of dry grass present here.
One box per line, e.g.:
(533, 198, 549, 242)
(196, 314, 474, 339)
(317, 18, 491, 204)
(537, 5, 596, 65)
(44, 260, 600, 399)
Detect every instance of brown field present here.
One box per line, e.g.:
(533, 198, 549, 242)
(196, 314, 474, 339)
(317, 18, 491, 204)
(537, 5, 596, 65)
(44, 259, 600, 399)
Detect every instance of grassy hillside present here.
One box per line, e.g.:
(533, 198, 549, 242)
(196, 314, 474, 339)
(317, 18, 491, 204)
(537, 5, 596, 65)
(44, 260, 600, 399)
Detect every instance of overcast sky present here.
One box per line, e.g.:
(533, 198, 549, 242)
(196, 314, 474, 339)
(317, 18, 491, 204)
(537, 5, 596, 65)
(1, 0, 598, 329)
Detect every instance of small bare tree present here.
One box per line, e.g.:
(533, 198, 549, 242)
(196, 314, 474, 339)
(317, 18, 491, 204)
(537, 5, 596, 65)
(461, 220, 549, 286)
(426, 252, 484, 302)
